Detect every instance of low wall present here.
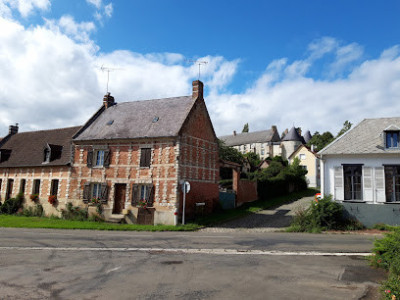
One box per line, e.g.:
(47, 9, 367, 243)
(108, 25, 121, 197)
(236, 179, 258, 206)
(341, 202, 400, 227)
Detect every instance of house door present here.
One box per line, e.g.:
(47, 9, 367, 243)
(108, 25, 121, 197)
(113, 184, 126, 214)
(6, 179, 13, 200)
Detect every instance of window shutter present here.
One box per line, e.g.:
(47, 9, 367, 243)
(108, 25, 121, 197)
(140, 149, 146, 167)
(375, 167, 385, 203)
(100, 183, 108, 203)
(147, 184, 154, 206)
(334, 166, 344, 200)
(104, 150, 111, 167)
(87, 150, 93, 167)
(131, 184, 139, 205)
(146, 149, 151, 167)
(363, 167, 373, 202)
(83, 183, 90, 203)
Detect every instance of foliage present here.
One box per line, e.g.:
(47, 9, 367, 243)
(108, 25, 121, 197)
(243, 152, 261, 169)
(242, 123, 249, 133)
(0, 193, 24, 215)
(370, 229, 400, 299)
(30, 194, 39, 203)
(61, 202, 88, 221)
(336, 120, 352, 137)
(48, 195, 57, 206)
(307, 131, 334, 151)
(89, 197, 104, 216)
(287, 195, 364, 232)
(218, 139, 244, 165)
(22, 204, 44, 217)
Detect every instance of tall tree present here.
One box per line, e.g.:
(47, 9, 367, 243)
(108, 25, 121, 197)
(336, 120, 352, 137)
(217, 139, 244, 165)
(307, 131, 334, 151)
(242, 123, 249, 133)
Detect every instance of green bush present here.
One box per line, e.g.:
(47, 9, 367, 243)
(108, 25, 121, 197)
(0, 193, 24, 214)
(288, 196, 363, 232)
(61, 202, 88, 221)
(22, 204, 44, 217)
(370, 229, 400, 299)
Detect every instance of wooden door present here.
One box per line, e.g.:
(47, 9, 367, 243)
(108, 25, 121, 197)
(113, 184, 126, 214)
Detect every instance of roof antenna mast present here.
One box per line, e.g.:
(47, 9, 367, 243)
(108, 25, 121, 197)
(188, 60, 208, 80)
(100, 65, 123, 93)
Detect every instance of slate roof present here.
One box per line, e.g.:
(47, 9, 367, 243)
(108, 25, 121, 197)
(74, 96, 196, 141)
(303, 130, 312, 143)
(319, 117, 400, 155)
(219, 129, 280, 146)
(282, 126, 303, 142)
(0, 126, 81, 167)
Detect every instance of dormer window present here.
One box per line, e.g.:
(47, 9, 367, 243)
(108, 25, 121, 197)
(385, 131, 400, 149)
(43, 144, 63, 163)
(43, 147, 50, 163)
(0, 149, 12, 163)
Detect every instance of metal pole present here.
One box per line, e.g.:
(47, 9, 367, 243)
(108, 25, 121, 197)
(182, 185, 186, 225)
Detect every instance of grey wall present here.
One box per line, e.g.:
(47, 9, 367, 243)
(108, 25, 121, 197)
(341, 202, 400, 227)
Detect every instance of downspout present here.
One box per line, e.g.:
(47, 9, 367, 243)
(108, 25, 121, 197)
(320, 154, 325, 196)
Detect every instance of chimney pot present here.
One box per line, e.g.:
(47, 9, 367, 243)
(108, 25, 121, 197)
(9, 123, 18, 135)
(103, 93, 115, 108)
(271, 125, 277, 132)
(233, 130, 237, 136)
(192, 80, 204, 99)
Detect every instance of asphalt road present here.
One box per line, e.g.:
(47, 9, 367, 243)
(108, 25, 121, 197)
(0, 229, 386, 299)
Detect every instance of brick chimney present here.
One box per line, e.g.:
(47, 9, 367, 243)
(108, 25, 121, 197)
(233, 130, 237, 136)
(103, 93, 115, 108)
(271, 125, 277, 132)
(192, 80, 203, 99)
(9, 123, 18, 135)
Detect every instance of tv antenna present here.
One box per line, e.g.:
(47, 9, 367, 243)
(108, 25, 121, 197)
(100, 65, 123, 93)
(187, 59, 208, 80)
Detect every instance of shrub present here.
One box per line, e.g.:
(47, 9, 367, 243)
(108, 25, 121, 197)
(370, 229, 400, 299)
(288, 196, 363, 232)
(0, 193, 24, 215)
(61, 202, 88, 221)
(22, 204, 44, 217)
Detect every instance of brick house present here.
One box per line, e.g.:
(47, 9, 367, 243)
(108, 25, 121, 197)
(0, 80, 219, 225)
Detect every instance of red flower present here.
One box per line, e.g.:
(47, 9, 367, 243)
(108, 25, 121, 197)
(48, 195, 57, 205)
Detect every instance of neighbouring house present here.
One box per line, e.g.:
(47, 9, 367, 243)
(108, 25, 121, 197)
(288, 144, 320, 188)
(319, 117, 400, 226)
(219, 126, 281, 160)
(0, 80, 219, 225)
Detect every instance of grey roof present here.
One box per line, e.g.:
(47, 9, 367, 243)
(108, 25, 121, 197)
(303, 130, 312, 143)
(282, 126, 303, 142)
(219, 129, 280, 146)
(0, 126, 81, 167)
(74, 96, 196, 141)
(319, 117, 400, 155)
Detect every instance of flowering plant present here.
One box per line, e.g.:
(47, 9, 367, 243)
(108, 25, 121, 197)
(48, 195, 57, 206)
(30, 194, 39, 203)
(90, 197, 101, 205)
(138, 199, 147, 209)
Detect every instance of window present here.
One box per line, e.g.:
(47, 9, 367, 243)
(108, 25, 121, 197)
(32, 179, 40, 195)
(87, 148, 110, 168)
(299, 154, 306, 160)
(95, 150, 105, 166)
(386, 131, 400, 149)
(261, 149, 265, 155)
(384, 166, 400, 202)
(0, 149, 11, 162)
(50, 179, 59, 196)
(140, 148, 151, 168)
(19, 179, 26, 194)
(43, 144, 62, 163)
(6, 179, 13, 200)
(131, 184, 154, 206)
(343, 165, 363, 200)
(83, 182, 108, 203)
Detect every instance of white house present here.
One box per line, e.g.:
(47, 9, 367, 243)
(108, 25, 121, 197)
(319, 117, 400, 226)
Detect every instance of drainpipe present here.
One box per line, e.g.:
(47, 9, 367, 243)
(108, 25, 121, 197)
(320, 155, 325, 196)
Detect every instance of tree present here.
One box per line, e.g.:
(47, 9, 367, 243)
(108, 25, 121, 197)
(336, 120, 352, 137)
(307, 131, 334, 151)
(217, 139, 244, 165)
(242, 123, 249, 133)
(244, 152, 261, 169)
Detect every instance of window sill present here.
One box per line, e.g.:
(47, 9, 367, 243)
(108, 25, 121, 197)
(343, 200, 366, 203)
(384, 201, 400, 204)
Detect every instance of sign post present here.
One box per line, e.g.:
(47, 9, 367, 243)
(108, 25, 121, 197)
(181, 181, 190, 225)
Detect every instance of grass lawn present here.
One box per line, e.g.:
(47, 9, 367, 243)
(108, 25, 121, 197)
(0, 188, 317, 231)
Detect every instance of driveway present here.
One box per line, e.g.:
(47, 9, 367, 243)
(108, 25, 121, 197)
(203, 196, 315, 232)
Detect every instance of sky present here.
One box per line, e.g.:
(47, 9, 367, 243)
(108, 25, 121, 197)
(0, 0, 400, 138)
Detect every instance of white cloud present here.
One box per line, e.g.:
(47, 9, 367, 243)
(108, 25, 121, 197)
(86, 0, 102, 9)
(86, 0, 112, 23)
(0, 0, 50, 18)
(104, 3, 112, 18)
(0, 14, 399, 142)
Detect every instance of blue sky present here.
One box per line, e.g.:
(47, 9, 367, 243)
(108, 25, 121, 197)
(1, 0, 400, 137)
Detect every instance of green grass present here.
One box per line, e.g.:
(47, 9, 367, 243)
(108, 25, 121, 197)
(196, 188, 318, 226)
(0, 215, 200, 231)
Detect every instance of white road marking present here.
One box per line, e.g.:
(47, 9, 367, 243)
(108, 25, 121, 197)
(106, 266, 121, 274)
(0, 246, 372, 256)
